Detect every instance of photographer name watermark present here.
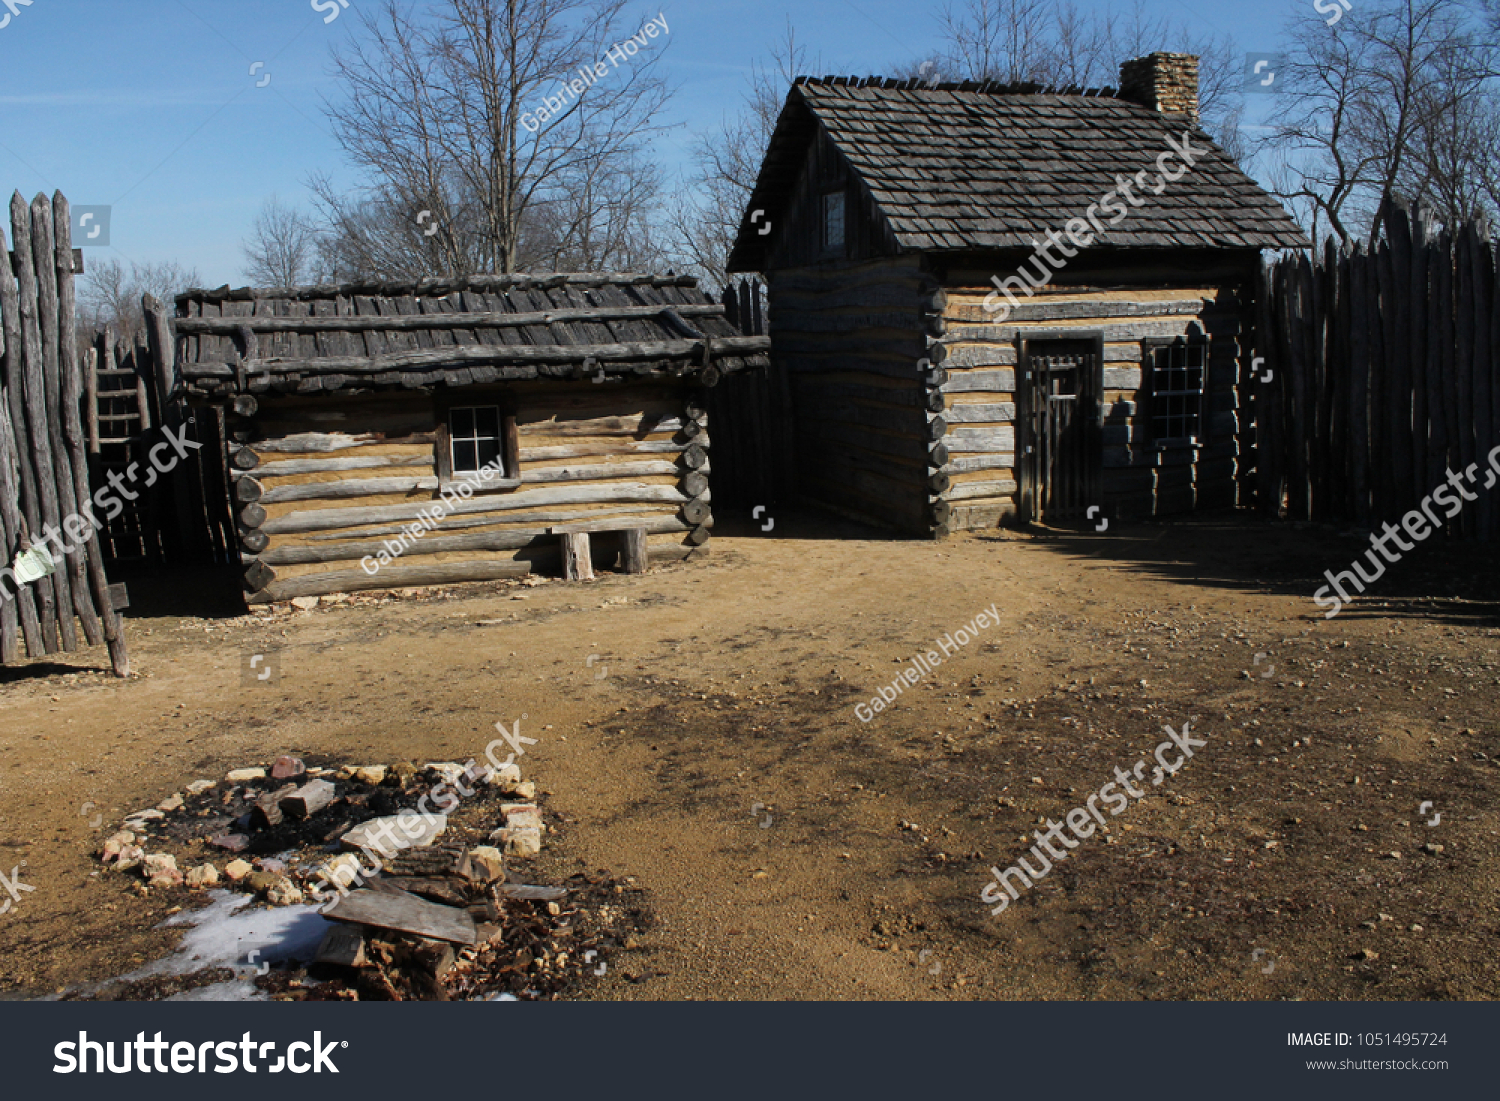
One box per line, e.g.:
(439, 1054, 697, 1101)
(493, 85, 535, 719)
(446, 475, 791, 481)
(359, 456, 506, 578)
(980, 719, 1208, 915)
(521, 12, 668, 134)
(855, 603, 1001, 723)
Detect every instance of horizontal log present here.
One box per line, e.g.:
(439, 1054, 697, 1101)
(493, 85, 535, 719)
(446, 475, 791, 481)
(254, 431, 438, 454)
(175, 303, 726, 335)
(240, 503, 268, 528)
(943, 402, 1016, 424)
(944, 298, 1223, 324)
(254, 458, 679, 505)
(940, 345, 1140, 370)
(946, 427, 1016, 452)
(944, 478, 1018, 501)
(248, 560, 535, 603)
(521, 439, 692, 461)
(948, 500, 1019, 531)
(186, 337, 771, 379)
(255, 453, 435, 478)
(519, 415, 685, 438)
(941, 365, 1144, 391)
(941, 319, 1239, 344)
(186, 272, 700, 304)
(305, 506, 673, 541)
(261, 483, 694, 535)
(259, 515, 691, 566)
(944, 453, 1015, 475)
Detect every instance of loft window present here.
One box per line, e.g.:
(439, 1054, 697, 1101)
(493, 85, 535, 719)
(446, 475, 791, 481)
(823, 190, 845, 253)
(1144, 339, 1207, 445)
(449, 405, 503, 474)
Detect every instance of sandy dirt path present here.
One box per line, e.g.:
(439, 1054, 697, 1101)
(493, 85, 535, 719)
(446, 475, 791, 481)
(3, 510, 1498, 1000)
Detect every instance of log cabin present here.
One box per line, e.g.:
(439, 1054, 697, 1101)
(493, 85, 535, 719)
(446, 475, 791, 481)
(726, 53, 1309, 535)
(170, 274, 768, 603)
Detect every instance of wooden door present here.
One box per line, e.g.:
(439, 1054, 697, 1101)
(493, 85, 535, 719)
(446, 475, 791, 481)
(1017, 335, 1103, 524)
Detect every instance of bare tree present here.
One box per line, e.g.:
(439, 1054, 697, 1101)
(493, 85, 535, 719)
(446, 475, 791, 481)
(314, 0, 673, 278)
(1262, 0, 1500, 245)
(931, 0, 1247, 157)
(241, 196, 322, 287)
(664, 22, 820, 289)
(78, 258, 202, 343)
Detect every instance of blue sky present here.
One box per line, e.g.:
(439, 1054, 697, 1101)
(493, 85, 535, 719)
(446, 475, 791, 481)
(0, 0, 1298, 285)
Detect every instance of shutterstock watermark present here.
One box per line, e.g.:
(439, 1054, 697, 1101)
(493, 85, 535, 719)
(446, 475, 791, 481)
(359, 457, 505, 577)
(979, 719, 1208, 915)
(1, 424, 201, 605)
(0, 0, 34, 31)
(855, 603, 1001, 723)
(982, 130, 1205, 322)
(1314, 451, 1500, 619)
(521, 12, 668, 133)
(307, 719, 536, 903)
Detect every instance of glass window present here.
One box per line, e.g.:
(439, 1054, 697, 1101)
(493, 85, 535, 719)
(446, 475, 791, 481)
(824, 191, 845, 252)
(449, 405, 504, 475)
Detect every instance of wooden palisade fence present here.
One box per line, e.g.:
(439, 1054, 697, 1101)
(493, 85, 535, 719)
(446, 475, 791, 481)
(711, 277, 783, 511)
(1254, 200, 1500, 538)
(0, 191, 128, 674)
(82, 320, 235, 568)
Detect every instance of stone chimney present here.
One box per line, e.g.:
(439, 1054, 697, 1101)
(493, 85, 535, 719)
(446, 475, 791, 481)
(1118, 53, 1199, 122)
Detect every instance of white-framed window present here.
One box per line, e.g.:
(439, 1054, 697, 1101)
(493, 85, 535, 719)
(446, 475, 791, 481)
(448, 405, 503, 475)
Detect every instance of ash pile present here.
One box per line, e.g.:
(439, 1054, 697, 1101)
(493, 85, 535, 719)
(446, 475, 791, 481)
(93, 752, 651, 1000)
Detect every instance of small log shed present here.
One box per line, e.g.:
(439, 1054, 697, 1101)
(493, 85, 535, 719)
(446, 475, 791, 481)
(171, 274, 768, 603)
(727, 53, 1309, 535)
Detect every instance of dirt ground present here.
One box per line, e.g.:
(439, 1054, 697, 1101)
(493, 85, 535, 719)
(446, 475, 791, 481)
(3, 507, 1499, 1001)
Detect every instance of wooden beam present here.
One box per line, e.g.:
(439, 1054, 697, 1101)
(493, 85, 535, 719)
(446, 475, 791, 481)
(259, 483, 694, 535)
(184, 336, 771, 380)
(619, 527, 648, 574)
(560, 532, 594, 581)
(173, 303, 727, 335)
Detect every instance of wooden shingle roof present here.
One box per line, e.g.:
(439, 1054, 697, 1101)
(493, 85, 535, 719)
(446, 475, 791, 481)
(728, 77, 1309, 271)
(174, 273, 768, 399)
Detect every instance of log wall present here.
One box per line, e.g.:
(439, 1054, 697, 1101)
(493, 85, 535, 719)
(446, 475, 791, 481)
(934, 270, 1250, 528)
(765, 256, 935, 533)
(229, 381, 711, 602)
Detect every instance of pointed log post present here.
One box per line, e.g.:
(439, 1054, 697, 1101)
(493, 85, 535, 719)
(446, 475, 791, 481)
(561, 532, 594, 581)
(28, 191, 94, 648)
(55, 193, 127, 674)
(10, 193, 66, 651)
(47, 193, 104, 648)
(0, 221, 43, 658)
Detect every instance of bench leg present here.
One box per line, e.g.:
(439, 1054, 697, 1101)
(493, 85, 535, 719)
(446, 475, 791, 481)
(620, 528, 648, 574)
(561, 532, 595, 581)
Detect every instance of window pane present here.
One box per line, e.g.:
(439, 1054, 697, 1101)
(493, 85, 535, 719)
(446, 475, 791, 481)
(475, 406, 501, 440)
(453, 440, 479, 473)
(477, 438, 501, 471)
(451, 407, 475, 439)
(824, 192, 845, 250)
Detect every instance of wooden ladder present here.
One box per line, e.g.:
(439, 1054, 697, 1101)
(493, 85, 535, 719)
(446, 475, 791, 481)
(85, 334, 159, 562)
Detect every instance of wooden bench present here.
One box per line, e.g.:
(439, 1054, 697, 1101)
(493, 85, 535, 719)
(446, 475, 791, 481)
(546, 524, 648, 580)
